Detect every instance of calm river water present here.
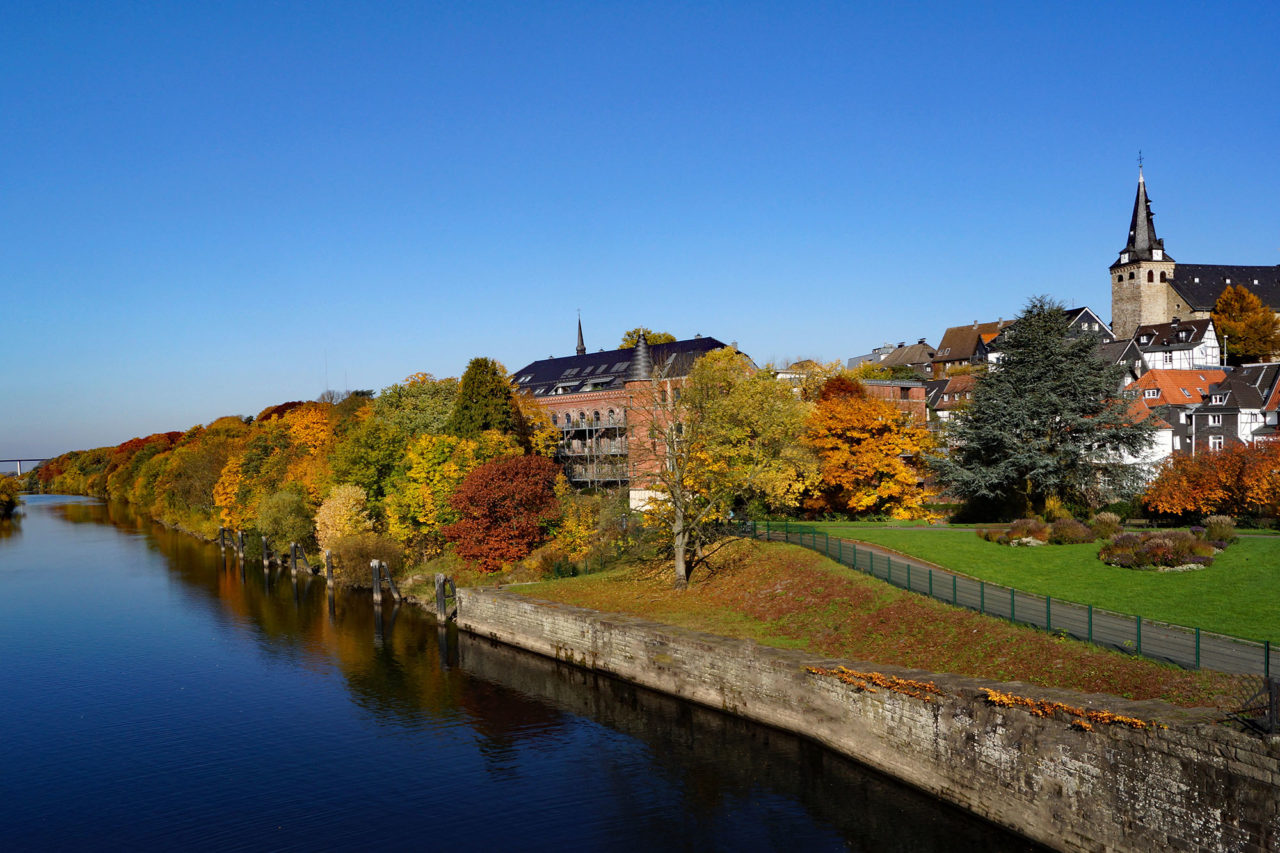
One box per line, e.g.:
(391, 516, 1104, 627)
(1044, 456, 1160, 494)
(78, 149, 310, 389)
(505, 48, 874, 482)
(0, 495, 1042, 851)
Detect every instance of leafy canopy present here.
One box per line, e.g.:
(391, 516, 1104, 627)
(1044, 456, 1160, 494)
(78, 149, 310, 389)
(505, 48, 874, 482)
(1212, 284, 1280, 364)
(619, 327, 677, 348)
(933, 295, 1154, 517)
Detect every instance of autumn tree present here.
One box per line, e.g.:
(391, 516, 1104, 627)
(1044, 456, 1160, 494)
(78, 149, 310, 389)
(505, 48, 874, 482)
(1212, 285, 1280, 364)
(443, 455, 561, 572)
(619, 328, 676, 348)
(314, 484, 375, 552)
(446, 358, 519, 438)
(632, 347, 817, 585)
(374, 373, 459, 436)
(1143, 439, 1280, 520)
(933, 296, 1154, 518)
(256, 486, 315, 550)
(0, 476, 21, 520)
(804, 375, 936, 518)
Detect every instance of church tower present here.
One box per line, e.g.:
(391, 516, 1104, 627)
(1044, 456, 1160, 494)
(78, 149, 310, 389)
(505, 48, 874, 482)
(1110, 166, 1176, 339)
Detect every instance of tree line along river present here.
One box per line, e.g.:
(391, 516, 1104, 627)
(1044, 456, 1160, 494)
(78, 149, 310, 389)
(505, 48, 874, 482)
(0, 495, 1044, 851)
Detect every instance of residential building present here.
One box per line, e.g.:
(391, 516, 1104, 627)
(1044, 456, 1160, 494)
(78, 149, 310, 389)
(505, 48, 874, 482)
(1190, 364, 1280, 453)
(1123, 368, 1226, 458)
(931, 319, 1014, 375)
(1131, 318, 1221, 371)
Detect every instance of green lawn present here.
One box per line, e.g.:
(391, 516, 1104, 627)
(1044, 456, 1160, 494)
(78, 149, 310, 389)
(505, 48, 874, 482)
(791, 523, 1280, 643)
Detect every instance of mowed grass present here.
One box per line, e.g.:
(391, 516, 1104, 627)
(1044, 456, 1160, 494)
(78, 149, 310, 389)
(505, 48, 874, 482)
(806, 524, 1280, 643)
(517, 539, 1244, 710)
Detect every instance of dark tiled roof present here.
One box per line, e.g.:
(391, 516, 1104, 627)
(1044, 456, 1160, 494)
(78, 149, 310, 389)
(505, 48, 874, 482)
(1132, 318, 1213, 353)
(1168, 264, 1280, 312)
(924, 378, 948, 408)
(1201, 364, 1280, 412)
(511, 337, 730, 397)
(1111, 172, 1169, 266)
(880, 341, 936, 368)
(1096, 338, 1142, 365)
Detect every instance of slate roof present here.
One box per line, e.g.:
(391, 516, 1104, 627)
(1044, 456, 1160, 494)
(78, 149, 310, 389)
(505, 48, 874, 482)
(1200, 364, 1280, 413)
(1168, 264, 1280, 313)
(511, 336, 730, 397)
(1111, 171, 1169, 267)
(1097, 338, 1142, 365)
(1132, 318, 1214, 353)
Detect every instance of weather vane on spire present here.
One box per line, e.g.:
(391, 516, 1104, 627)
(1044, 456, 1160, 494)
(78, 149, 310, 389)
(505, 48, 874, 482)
(1137, 150, 1144, 171)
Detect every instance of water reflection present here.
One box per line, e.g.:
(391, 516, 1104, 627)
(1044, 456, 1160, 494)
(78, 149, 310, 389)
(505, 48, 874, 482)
(47, 498, 1042, 851)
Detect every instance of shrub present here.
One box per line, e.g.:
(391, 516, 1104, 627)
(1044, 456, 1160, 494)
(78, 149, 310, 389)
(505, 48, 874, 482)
(1042, 496, 1071, 522)
(1088, 511, 1123, 540)
(443, 455, 561, 572)
(256, 488, 315, 551)
(1202, 515, 1237, 544)
(1099, 527, 1230, 570)
(1099, 500, 1136, 521)
(329, 532, 404, 583)
(1049, 518, 1096, 544)
(1006, 518, 1049, 542)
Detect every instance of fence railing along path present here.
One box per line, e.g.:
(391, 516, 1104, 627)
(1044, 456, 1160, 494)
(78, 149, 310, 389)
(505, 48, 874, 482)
(739, 521, 1274, 679)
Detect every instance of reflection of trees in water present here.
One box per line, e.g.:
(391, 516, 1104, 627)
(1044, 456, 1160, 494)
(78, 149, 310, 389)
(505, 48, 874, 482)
(0, 516, 21, 540)
(74, 500, 1039, 850)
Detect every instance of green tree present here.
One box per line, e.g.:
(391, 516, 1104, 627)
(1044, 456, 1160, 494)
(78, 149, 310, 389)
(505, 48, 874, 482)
(256, 487, 315, 550)
(633, 347, 817, 586)
(1212, 284, 1280, 364)
(373, 373, 458, 436)
(619, 327, 677, 348)
(933, 295, 1154, 518)
(445, 358, 518, 438)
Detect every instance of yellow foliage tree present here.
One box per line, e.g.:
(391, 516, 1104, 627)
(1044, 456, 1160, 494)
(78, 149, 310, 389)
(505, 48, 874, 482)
(552, 474, 597, 559)
(314, 484, 375, 552)
(384, 430, 521, 555)
(804, 374, 937, 519)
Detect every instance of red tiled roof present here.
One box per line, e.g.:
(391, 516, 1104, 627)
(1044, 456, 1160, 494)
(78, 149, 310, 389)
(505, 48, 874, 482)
(1124, 368, 1226, 407)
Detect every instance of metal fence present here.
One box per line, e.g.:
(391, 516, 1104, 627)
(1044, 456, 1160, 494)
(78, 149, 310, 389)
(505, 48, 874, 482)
(738, 521, 1274, 678)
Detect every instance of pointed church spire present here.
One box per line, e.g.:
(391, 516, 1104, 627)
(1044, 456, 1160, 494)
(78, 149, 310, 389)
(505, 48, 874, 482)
(1119, 164, 1169, 263)
(575, 312, 586, 356)
(627, 333, 652, 382)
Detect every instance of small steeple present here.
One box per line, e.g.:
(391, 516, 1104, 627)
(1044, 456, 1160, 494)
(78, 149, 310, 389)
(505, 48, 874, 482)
(627, 333, 652, 381)
(1116, 162, 1171, 264)
(575, 312, 586, 356)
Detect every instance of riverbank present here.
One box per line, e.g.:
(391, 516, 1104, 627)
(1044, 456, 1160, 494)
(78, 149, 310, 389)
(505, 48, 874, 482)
(455, 582, 1280, 852)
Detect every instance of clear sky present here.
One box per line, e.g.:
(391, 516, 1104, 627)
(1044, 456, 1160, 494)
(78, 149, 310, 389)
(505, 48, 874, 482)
(3, 1, 1278, 463)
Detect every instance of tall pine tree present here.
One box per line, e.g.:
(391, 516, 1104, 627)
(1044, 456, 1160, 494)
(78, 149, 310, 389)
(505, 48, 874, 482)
(934, 296, 1154, 518)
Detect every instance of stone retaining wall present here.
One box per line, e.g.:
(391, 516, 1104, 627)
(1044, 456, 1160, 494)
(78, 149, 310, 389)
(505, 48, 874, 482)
(457, 587, 1280, 852)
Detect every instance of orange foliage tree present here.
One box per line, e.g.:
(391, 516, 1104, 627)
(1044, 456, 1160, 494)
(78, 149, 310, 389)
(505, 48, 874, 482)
(1143, 440, 1280, 519)
(804, 375, 937, 519)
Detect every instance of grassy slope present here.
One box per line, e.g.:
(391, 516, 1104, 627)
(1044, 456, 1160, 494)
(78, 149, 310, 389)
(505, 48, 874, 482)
(808, 525, 1280, 642)
(517, 539, 1245, 709)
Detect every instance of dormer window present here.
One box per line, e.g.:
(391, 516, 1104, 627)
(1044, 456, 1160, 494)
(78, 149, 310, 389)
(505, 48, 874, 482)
(1139, 335, 1151, 345)
(1144, 389, 1160, 399)
(1211, 394, 1224, 405)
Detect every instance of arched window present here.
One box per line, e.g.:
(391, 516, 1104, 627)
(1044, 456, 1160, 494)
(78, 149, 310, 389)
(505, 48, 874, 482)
(606, 409, 616, 425)
(1147, 270, 1154, 282)
(592, 411, 600, 424)
(564, 412, 572, 426)
(1160, 271, 1167, 282)
(551, 414, 558, 425)
(578, 411, 586, 425)
(1117, 275, 1123, 283)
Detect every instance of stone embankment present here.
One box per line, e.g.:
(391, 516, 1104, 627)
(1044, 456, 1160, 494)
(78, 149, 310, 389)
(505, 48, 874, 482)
(457, 587, 1279, 853)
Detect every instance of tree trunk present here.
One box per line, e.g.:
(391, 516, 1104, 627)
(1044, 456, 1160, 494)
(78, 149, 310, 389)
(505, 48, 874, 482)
(672, 504, 688, 588)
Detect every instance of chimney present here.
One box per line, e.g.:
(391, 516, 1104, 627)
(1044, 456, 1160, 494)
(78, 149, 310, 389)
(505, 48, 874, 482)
(917, 337, 926, 345)
(972, 320, 978, 328)
(730, 341, 737, 350)
(897, 341, 905, 348)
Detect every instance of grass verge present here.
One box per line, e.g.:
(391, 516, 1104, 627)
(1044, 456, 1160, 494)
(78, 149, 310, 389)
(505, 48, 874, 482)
(517, 538, 1246, 710)
(801, 525, 1280, 642)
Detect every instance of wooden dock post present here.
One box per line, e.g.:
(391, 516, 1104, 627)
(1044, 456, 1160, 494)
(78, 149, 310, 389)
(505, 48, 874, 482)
(324, 550, 333, 586)
(380, 561, 402, 603)
(262, 535, 270, 568)
(289, 543, 299, 577)
(371, 560, 382, 605)
(236, 530, 246, 560)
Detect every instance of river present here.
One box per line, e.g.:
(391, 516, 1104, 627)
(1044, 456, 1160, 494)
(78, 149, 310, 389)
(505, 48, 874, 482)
(0, 495, 1042, 851)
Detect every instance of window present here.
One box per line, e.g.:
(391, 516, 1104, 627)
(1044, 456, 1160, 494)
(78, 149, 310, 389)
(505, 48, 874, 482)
(1209, 414, 1222, 426)
(1181, 388, 1191, 397)
(1129, 272, 1135, 280)
(1147, 270, 1154, 282)
(660, 389, 668, 403)
(1163, 352, 1173, 366)
(941, 347, 950, 356)
(1117, 275, 1123, 283)
(1139, 335, 1150, 345)
(592, 411, 600, 424)
(606, 409, 615, 425)
(551, 414, 558, 425)
(1211, 394, 1224, 405)
(1144, 389, 1159, 399)
(1209, 435, 1224, 451)
(1160, 271, 1167, 282)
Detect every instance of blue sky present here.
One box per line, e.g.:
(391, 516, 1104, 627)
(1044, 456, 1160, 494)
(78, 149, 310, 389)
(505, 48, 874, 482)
(3, 1, 1278, 463)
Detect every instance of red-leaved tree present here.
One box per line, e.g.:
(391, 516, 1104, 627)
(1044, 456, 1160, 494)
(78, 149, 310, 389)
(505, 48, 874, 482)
(1143, 439, 1280, 519)
(443, 455, 561, 571)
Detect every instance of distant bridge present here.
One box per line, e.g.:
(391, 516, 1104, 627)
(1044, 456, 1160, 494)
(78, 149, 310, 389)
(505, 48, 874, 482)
(1, 459, 48, 476)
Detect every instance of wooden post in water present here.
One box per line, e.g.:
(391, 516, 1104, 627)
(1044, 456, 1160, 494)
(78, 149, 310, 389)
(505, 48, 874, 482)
(324, 550, 334, 586)
(380, 561, 402, 603)
(371, 560, 382, 605)
(217, 527, 226, 551)
(262, 536, 270, 569)
(435, 573, 447, 616)
(289, 543, 299, 577)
